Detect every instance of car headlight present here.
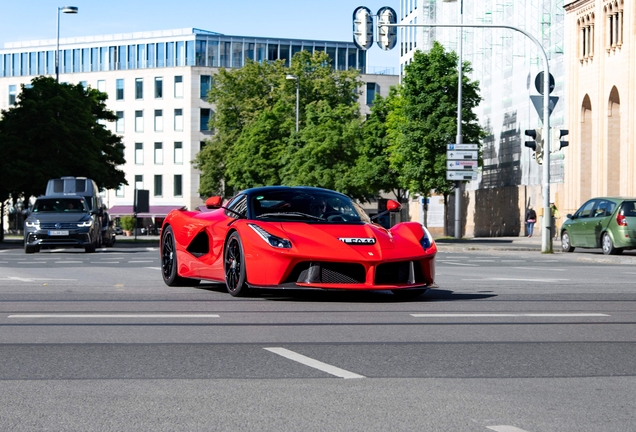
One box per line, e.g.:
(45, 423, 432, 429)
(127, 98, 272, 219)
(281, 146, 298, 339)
(420, 225, 433, 250)
(25, 220, 39, 228)
(248, 223, 292, 249)
(77, 220, 93, 227)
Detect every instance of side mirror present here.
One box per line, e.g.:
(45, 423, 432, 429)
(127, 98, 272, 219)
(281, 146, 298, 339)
(387, 200, 401, 212)
(566, 213, 573, 219)
(205, 196, 223, 209)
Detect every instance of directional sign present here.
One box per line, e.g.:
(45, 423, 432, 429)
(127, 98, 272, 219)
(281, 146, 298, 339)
(447, 144, 478, 150)
(447, 160, 478, 170)
(447, 150, 478, 160)
(447, 170, 478, 181)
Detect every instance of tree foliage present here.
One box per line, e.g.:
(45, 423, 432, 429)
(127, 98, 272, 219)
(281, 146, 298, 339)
(389, 42, 484, 199)
(0, 76, 126, 201)
(194, 51, 365, 198)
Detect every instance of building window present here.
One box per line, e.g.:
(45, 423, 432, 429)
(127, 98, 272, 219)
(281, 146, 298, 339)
(154, 142, 163, 164)
(135, 78, 143, 99)
(134, 143, 143, 165)
(200, 108, 211, 131)
(135, 175, 143, 190)
(366, 82, 379, 105)
(154, 109, 163, 132)
(174, 142, 183, 164)
(116, 79, 124, 100)
(174, 175, 183, 197)
(605, 6, 623, 51)
(115, 184, 124, 197)
(154, 175, 163, 197)
(200, 75, 211, 98)
(579, 16, 594, 61)
(8, 85, 16, 105)
(135, 110, 143, 132)
(116, 111, 124, 132)
(174, 108, 183, 131)
(97, 79, 106, 92)
(174, 75, 183, 98)
(155, 77, 163, 98)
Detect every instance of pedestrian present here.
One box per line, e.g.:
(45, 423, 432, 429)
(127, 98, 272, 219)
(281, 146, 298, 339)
(550, 202, 560, 240)
(525, 205, 537, 238)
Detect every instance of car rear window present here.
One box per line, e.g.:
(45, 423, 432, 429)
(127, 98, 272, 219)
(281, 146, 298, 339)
(620, 201, 636, 217)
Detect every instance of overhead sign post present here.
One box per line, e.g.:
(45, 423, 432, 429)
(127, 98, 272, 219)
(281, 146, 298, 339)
(352, 7, 374, 50)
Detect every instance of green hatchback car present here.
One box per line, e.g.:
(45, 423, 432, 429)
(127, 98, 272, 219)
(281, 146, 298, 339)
(561, 197, 636, 255)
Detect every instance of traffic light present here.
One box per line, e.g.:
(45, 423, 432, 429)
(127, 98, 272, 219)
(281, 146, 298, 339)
(524, 128, 544, 164)
(352, 7, 373, 50)
(550, 128, 569, 152)
(376, 7, 397, 51)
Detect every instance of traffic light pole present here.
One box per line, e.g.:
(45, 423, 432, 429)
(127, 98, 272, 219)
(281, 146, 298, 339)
(382, 22, 553, 253)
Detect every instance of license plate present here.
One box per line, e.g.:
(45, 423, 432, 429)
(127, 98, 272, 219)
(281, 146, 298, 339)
(48, 230, 69, 236)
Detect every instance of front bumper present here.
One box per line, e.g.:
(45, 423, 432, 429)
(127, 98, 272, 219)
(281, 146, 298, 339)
(25, 229, 94, 248)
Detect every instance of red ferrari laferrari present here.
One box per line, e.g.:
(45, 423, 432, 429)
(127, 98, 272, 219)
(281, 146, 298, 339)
(160, 186, 437, 297)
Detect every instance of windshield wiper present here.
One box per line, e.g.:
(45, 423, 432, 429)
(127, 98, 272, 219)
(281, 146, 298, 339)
(255, 212, 325, 221)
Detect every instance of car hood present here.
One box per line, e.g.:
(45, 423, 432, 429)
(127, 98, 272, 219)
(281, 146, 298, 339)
(27, 213, 91, 223)
(277, 222, 395, 253)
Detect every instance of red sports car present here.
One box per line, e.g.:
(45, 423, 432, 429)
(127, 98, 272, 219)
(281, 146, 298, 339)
(160, 186, 437, 297)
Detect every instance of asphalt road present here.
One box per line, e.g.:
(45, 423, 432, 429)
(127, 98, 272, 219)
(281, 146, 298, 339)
(0, 243, 635, 431)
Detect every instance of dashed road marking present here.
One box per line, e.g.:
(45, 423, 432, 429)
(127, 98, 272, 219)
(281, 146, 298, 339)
(8, 314, 220, 319)
(461, 277, 569, 283)
(487, 426, 533, 432)
(264, 347, 365, 379)
(513, 267, 565, 271)
(438, 261, 479, 267)
(411, 313, 609, 318)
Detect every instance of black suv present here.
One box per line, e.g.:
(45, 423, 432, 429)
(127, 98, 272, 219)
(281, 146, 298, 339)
(23, 195, 102, 253)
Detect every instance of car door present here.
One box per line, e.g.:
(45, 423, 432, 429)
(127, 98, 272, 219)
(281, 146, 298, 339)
(568, 199, 596, 247)
(586, 199, 613, 247)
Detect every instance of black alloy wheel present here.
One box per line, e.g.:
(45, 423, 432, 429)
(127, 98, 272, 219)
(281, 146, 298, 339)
(224, 232, 250, 297)
(161, 225, 200, 287)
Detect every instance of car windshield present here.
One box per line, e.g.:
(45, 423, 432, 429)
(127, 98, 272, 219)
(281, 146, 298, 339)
(250, 189, 370, 223)
(33, 198, 87, 213)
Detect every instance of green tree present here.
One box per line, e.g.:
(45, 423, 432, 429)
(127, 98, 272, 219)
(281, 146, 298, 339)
(0, 76, 126, 201)
(194, 50, 363, 197)
(354, 86, 408, 202)
(389, 42, 484, 210)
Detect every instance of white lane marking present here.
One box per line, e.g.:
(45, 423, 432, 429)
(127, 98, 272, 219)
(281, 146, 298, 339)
(17, 262, 40, 264)
(471, 259, 495, 262)
(513, 267, 566, 271)
(146, 247, 158, 251)
(8, 314, 220, 318)
(55, 261, 84, 264)
(264, 347, 365, 379)
(500, 260, 525, 262)
(0, 276, 77, 282)
(487, 426, 533, 432)
(461, 278, 569, 283)
(0, 261, 8, 264)
(411, 313, 609, 318)
(0, 250, 9, 253)
(623, 272, 636, 275)
(129, 260, 154, 263)
(91, 262, 120, 264)
(438, 261, 479, 267)
(146, 267, 161, 270)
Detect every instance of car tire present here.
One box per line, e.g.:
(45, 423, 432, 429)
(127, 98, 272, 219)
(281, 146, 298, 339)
(85, 243, 96, 253)
(161, 226, 200, 287)
(24, 245, 38, 254)
(224, 232, 251, 297)
(602, 232, 621, 255)
(561, 231, 575, 253)
(392, 288, 427, 299)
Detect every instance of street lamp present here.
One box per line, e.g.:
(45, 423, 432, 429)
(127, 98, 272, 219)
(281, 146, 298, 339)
(443, 0, 463, 239)
(56, 5, 78, 83)
(286, 74, 299, 132)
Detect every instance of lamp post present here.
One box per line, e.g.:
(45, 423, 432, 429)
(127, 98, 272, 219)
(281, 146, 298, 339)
(442, 0, 463, 239)
(286, 74, 299, 132)
(56, 6, 78, 83)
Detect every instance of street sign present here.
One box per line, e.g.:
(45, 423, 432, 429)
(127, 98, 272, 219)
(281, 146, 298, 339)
(447, 150, 478, 160)
(447, 160, 478, 170)
(447, 143, 478, 150)
(530, 95, 559, 120)
(535, 72, 555, 95)
(446, 170, 478, 181)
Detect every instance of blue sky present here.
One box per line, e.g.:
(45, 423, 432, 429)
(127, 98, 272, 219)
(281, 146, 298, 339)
(0, 0, 400, 72)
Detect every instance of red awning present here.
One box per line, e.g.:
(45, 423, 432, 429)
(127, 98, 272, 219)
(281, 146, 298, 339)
(108, 205, 184, 218)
